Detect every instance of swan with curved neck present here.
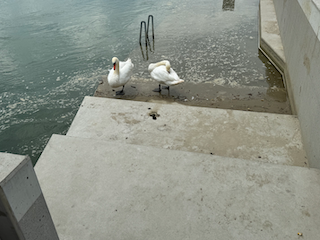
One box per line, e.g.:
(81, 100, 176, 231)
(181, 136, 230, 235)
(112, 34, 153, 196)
(148, 60, 184, 92)
(107, 57, 134, 95)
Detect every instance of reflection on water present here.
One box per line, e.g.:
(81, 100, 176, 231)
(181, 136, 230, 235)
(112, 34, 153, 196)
(223, 0, 235, 11)
(258, 52, 286, 102)
(140, 40, 155, 61)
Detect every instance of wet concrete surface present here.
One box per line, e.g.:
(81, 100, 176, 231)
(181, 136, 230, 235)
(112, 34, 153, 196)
(95, 75, 291, 114)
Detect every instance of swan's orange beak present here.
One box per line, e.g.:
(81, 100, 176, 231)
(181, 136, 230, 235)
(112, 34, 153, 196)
(113, 62, 116, 70)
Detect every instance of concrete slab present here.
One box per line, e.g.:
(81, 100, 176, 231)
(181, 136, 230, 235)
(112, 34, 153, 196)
(259, 0, 286, 73)
(35, 134, 320, 240)
(67, 96, 307, 167)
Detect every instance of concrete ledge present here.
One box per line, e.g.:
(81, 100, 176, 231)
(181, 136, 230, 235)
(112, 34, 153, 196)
(259, 0, 286, 73)
(35, 134, 320, 240)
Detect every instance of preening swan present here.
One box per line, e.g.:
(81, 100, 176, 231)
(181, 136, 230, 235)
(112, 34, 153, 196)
(107, 57, 134, 95)
(148, 60, 184, 92)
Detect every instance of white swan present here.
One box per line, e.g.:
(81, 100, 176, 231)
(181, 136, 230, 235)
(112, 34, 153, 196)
(107, 57, 134, 95)
(148, 60, 184, 92)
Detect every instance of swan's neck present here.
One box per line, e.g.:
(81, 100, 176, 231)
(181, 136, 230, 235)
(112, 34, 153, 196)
(114, 59, 120, 75)
(156, 60, 171, 72)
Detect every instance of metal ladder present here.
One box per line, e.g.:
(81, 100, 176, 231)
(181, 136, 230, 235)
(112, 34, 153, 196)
(139, 15, 154, 60)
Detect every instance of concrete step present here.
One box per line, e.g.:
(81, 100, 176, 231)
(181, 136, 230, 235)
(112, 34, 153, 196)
(67, 96, 307, 167)
(35, 134, 320, 240)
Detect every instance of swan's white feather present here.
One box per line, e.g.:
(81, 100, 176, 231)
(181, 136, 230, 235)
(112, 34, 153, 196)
(148, 60, 184, 86)
(107, 57, 134, 89)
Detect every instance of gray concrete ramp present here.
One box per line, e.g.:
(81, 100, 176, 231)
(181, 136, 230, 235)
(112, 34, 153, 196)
(35, 134, 320, 240)
(67, 96, 307, 167)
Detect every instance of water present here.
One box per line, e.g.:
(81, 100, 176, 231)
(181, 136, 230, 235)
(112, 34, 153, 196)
(0, 0, 284, 165)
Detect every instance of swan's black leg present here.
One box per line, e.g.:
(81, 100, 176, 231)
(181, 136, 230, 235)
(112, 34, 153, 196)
(153, 84, 161, 92)
(116, 85, 125, 95)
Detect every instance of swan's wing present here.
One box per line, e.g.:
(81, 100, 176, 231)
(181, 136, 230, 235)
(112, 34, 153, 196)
(119, 58, 133, 70)
(148, 63, 157, 72)
(120, 59, 134, 74)
(119, 59, 134, 85)
(151, 66, 184, 86)
(119, 60, 125, 69)
(167, 68, 184, 85)
(150, 66, 172, 84)
(148, 60, 171, 73)
(168, 68, 179, 79)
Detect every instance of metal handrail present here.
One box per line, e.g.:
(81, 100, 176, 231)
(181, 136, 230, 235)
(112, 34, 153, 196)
(146, 15, 154, 41)
(139, 15, 155, 60)
(139, 21, 147, 46)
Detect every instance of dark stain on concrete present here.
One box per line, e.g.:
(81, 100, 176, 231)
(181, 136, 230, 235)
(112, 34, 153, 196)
(303, 54, 311, 75)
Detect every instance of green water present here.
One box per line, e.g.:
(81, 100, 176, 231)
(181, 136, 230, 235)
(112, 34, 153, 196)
(0, 0, 283, 164)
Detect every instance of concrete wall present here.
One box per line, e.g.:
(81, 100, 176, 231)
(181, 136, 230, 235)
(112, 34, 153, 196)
(273, 0, 320, 168)
(0, 153, 59, 240)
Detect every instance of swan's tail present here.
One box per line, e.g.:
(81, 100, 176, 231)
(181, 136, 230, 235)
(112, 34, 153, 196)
(172, 79, 184, 85)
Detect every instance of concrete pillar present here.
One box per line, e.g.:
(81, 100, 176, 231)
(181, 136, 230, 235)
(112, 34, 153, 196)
(0, 152, 59, 240)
